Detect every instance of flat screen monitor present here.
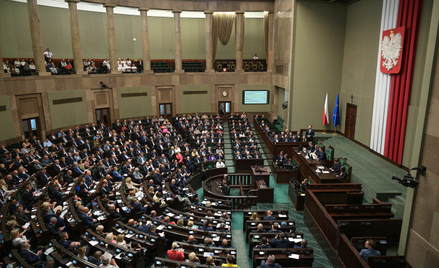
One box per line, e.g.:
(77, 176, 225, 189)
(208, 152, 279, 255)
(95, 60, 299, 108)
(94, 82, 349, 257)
(242, 90, 269, 105)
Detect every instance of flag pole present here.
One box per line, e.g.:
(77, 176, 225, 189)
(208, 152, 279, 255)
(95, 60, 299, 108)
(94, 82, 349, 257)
(332, 128, 337, 136)
(322, 126, 327, 134)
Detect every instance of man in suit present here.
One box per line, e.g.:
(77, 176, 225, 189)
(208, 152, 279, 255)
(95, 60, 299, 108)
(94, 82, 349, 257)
(329, 158, 341, 172)
(72, 162, 84, 177)
(14, 204, 31, 225)
(305, 125, 315, 142)
(47, 217, 65, 236)
(137, 219, 151, 233)
(359, 239, 381, 260)
(88, 251, 103, 266)
(263, 210, 277, 220)
(22, 184, 36, 209)
(293, 239, 308, 249)
(78, 206, 97, 227)
(19, 242, 44, 265)
(316, 147, 326, 161)
(37, 169, 51, 184)
(270, 232, 291, 248)
(51, 184, 65, 206)
(257, 255, 282, 267)
(59, 232, 81, 252)
(267, 223, 282, 233)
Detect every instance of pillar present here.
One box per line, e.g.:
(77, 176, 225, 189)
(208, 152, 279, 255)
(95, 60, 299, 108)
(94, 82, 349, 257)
(105, 4, 120, 74)
(173, 10, 183, 73)
(139, 8, 152, 73)
(267, 11, 275, 73)
(67, 0, 85, 75)
(205, 11, 214, 72)
(235, 11, 245, 72)
(0, 46, 11, 77)
(27, 0, 50, 76)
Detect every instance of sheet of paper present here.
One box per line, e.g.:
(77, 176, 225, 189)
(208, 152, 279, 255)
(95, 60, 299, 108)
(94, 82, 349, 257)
(212, 237, 220, 242)
(126, 234, 134, 238)
(103, 252, 113, 260)
(289, 254, 300, 259)
(278, 214, 287, 218)
(203, 252, 214, 257)
(89, 240, 99, 246)
(322, 171, 330, 174)
(44, 247, 54, 255)
(156, 225, 165, 230)
(24, 223, 30, 229)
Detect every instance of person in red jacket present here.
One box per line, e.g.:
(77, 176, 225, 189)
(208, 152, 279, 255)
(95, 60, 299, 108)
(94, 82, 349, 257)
(167, 242, 184, 261)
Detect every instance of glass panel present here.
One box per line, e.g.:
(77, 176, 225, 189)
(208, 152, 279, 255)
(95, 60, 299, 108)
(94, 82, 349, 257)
(103, 109, 108, 124)
(159, 105, 165, 116)
(166, 104, 171, 117)
(96, 110, 101, 124)
(225, 103, 231, 113)
(30, 119, 37, 130)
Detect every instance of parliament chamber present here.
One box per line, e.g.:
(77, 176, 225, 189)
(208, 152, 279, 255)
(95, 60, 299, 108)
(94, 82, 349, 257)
(1, 0, 439, 268)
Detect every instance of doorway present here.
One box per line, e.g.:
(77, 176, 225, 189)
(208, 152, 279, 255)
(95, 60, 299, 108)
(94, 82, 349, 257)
(218, 101, 231, 116)
(22, 118, 41, 141)
(159, 103, 173, 122)
(345, 103, 357, 140)
(95, 108, 111, 127)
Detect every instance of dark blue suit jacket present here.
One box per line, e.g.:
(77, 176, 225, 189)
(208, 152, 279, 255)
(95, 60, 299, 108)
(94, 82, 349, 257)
(19, 249, 41, 264)
(78, 212, 95, 226)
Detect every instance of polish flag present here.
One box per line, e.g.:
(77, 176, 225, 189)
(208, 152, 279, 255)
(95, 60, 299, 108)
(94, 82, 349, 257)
(322, 93, 329, 126)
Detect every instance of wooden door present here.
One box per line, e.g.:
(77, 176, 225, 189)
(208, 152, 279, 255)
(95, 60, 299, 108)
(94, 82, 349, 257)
(345, 103, 357, 139)
(95, 108, 111, 127)
(159, 103, 173, 122)
(22, 117, 41, 141)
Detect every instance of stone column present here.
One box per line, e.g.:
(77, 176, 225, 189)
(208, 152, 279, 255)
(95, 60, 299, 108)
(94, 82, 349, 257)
(205, 11, 214, 72)
(267, 11, 275, 73)
(139, 8, 152, 73)
(67, 0, 85, 75)
(105, 4, 120, 74)
(173, 10, 183, 73)
(235, 11, 245, 72)
(27, 0, 50, 76)
(0, 45, 11, 77)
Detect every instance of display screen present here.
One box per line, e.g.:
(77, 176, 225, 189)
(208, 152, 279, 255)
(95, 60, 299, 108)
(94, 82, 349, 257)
(242, 90, 269, 105)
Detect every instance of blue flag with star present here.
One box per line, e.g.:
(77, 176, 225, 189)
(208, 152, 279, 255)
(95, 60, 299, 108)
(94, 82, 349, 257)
(333, 94, 340, 127)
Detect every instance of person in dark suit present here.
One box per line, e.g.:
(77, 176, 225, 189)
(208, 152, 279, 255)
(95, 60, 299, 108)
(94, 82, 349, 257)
(131, 199, 150, 214)
(316, 147, 326, 161)
(183, 235, 199, 245)
(251, 223, 266, 233)
(78, 206, 97, 227)
(305, 125, 315, 142)
(88, 251, 103, 266)
(263, 210, 276, 220)
(47, 217, 65, 236)
(22, 184, 36, 209)
(221, 180, 229, 195)
(19, 242, 43, 265)
(137, 219, 151, 233)
(254, 237, 271, 249)
(14, 204, 31, 225)
(257, 255, 282, 267)
(329, 158, 341, 172)
(270, 232, 291, 248)
(51, 184, 65, 207)
(267, 223, 282, 233)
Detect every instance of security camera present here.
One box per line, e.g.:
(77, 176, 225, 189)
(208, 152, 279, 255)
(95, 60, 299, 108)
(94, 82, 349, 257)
(392, 174, 419, 189)
(391, 166, 426, 189)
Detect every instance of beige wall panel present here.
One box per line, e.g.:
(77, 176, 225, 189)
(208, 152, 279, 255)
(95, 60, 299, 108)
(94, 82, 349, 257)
(179, 84, 211, 113)
(0, 96, 16, 141)
(118, 86, 152, 119)
(47, 90, 88, 129)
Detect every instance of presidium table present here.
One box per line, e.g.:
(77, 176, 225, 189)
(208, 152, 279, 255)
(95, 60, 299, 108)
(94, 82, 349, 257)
(291, 148, 340, 184)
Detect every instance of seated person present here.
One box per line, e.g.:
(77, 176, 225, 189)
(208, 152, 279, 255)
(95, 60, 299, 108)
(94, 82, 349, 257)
(263, 210, 276, 220)
(293, 238, 308, 249)
(251, 223, 266, 233)
(360, 239, 381, 260)
(329, 158, 341, 172)
(221, 255, 239, 267)
(316, 147, 326, 161)
(19, 242, 44, 265)
(336, 166, 347, 180)
(267, 223, 281, 233)
(167, 242, 184, 261)
(88, 251, 103, 265)
(59, 232, 81, 252)
(257, 255, 282, 268)
(270, 232, 290, 248)
(254, 237, 271, 249)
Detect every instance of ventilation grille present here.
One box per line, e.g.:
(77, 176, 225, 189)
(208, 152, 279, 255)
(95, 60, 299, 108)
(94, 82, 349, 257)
(53, 97, 83, 105)
(0, 105, 6, 112)
(183, 91, 208, 95)
(121, 92, 148, 98)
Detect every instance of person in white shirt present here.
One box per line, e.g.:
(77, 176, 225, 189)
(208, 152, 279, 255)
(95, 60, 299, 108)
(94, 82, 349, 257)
(216, 159, 225, 168)
(131, 63, 137, 73)
(44, 48, 53, 61)
(253, 54, 259, 59)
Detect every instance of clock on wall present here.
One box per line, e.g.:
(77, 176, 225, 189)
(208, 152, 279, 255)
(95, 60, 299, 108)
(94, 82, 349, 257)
(222, 91, 228, 97)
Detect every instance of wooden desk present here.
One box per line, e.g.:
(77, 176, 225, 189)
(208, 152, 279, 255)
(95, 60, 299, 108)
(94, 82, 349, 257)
(255, 179, 273, 203)
(252, 248, 314, 268)
(291, 148, 340, 183)
(272, 162, 299, 184)
(251, 166, 270, 187)
(288, 181, 305, 211)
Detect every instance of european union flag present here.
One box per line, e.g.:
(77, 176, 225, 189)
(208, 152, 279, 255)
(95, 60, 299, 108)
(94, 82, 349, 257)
(333, 94, 340, 127)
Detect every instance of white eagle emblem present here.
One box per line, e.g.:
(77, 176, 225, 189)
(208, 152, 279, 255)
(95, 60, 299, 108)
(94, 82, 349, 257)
(381, 31, 403, 71)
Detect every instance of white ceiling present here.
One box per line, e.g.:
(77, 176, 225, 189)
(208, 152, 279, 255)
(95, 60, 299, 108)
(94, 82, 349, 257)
(9, 0, 265, 18)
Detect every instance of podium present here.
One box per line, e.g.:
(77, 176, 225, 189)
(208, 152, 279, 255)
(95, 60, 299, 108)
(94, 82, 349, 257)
(251, 166, 270, 187)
